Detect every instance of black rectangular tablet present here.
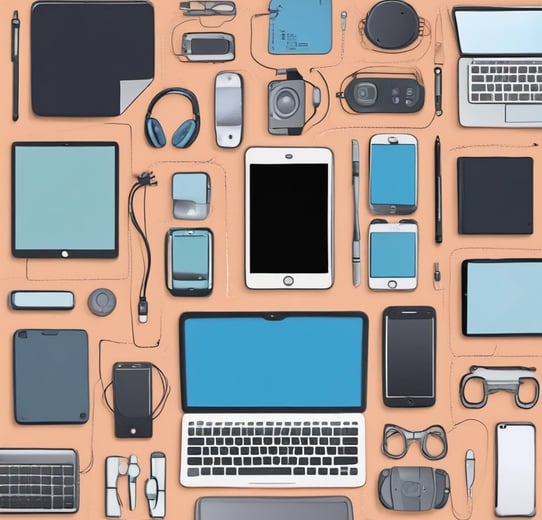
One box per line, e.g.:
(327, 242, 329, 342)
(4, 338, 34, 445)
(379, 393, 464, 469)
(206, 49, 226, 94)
(457, 157, 533, 234)
(31, 0, 154, 116)
(13, 329, 89, 424)
(12, 142, 119, 258)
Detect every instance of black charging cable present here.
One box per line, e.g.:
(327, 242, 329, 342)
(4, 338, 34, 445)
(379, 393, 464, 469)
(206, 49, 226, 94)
(128, 172, 157, 323)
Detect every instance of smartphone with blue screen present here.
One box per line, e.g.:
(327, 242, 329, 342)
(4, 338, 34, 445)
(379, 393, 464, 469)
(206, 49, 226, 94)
(369, 134, 417, 214)
(368, 219, 417, 290)
(166, 228, 213, 296)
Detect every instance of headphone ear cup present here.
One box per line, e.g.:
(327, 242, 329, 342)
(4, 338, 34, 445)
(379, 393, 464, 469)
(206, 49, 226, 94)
(146, 117, 166, 148)
(172, 119, 197, 148)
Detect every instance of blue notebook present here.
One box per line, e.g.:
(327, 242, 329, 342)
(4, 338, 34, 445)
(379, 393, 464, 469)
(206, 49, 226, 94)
(268, 0, 332, 55)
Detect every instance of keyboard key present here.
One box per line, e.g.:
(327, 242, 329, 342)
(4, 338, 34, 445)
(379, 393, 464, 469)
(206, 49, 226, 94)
(334, 456, 358, 465)
(238, 468, 291, 476)
(188, 438, 204, 446)
(187, 457, 202, 465)
(294, 468, 305, 475)
(187, 468, 199, 477)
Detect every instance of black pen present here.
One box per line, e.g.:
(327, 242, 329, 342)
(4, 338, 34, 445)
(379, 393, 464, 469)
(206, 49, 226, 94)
(352, 139, 361, 286)
(435, 136, 442, 243)
(11, 11, 20, 122)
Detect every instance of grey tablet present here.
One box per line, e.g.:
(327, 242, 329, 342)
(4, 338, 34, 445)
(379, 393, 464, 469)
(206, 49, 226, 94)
(196, 497, 353, 520)
(13, 329, 89, 424)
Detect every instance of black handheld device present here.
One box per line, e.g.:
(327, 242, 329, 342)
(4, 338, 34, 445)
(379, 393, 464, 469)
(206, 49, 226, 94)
(113, 362, 152, 438)
(382, 306, 436, 407)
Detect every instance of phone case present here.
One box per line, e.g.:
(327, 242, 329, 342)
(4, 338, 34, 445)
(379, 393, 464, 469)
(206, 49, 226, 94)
(495, 422, 536, 517)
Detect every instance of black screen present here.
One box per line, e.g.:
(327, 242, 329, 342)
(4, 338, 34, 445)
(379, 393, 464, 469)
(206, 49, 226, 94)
(249, 163, 328, 273)
(114, 366, 151, 418)
(386, 315, 434, 398)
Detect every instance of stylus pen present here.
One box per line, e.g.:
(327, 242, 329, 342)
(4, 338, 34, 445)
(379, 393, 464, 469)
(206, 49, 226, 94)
(352, 139, 361, 286)
(11, 11, 20, 122)
(435, 136, 442, 244)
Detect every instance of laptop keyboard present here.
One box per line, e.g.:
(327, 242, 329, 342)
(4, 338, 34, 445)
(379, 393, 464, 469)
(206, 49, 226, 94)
(182, 417, 364, 486)
(468, 61, 542, 104)
(0, 449, 78, 513)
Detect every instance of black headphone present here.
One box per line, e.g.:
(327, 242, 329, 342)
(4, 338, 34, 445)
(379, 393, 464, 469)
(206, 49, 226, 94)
(144, 87, 200, 148)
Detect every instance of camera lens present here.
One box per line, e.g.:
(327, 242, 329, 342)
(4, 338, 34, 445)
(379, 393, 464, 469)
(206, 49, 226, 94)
(354, 82, 377, 106)
(274, 88, 300, 118)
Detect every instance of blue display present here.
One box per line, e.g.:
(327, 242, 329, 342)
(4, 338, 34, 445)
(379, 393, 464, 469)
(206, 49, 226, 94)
(370, 144, 416, 206)
(370, 232, 416, 278)
(455, 9, 542, 55)
(466, 261, 542, 335)
(13, 143, 117, 256)
(182, 314, 366, 410)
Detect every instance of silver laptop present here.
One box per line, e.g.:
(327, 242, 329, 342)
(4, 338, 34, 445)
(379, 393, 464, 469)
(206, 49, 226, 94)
(179, 311, 368, 488)
(453, 7, 542, 127)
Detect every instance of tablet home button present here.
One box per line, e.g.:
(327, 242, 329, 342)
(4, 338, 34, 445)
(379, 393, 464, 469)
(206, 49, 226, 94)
(283, 276, 294, 286)
(388, 280, 397, 289)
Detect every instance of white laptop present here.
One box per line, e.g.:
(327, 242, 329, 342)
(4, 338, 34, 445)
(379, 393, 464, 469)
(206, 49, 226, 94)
(179, 311, 368, 488)
(453, 6, 542, 127)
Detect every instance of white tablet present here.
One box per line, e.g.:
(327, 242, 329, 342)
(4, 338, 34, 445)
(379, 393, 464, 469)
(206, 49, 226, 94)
(245, 147, 334, 289)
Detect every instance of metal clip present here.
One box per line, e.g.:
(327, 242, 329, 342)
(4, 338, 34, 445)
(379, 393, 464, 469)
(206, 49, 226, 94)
(105, 456, 128, 518)
(127, 455, 140, 511)
(460, 366, 539, 409)
(145, 452, 166, 518)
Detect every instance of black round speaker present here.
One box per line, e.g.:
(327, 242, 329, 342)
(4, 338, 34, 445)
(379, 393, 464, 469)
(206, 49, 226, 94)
(364, 0, 420, 50)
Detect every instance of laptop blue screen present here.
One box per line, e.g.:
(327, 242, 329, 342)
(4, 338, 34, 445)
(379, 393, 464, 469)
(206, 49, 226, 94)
(454, 9, 542, 55)
(181, 314, 367, 410)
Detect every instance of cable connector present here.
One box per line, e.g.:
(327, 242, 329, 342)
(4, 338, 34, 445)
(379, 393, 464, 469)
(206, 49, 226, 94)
(138, 297, 148, 323)
(137, 171, 157, 186)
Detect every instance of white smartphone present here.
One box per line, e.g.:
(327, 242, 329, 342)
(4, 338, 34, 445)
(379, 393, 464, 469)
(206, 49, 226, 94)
(369, 134, 417, 214)
(245, 147, 334, 289)
(214, 71, 243, 148)
(368, 219, 418, 290)
(495, 422, 536, 517)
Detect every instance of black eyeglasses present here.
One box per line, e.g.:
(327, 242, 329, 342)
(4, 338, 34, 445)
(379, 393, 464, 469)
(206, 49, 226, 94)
(382, 424, 448, 461)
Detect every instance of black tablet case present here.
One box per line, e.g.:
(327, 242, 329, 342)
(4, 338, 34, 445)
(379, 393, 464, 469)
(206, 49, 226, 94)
(31, 1, 154, 116)
(13, 329, 89, 424)
(457, 156, 533, 234)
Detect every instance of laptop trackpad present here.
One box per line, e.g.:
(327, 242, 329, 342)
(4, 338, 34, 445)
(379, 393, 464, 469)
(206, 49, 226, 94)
(506, 104, 542, 123)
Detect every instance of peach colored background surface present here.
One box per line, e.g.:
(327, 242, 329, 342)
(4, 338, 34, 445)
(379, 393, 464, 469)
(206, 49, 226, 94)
(1, 0, 542, 518)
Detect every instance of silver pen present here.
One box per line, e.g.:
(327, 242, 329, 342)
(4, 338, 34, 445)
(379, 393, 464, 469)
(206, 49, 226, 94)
(352, 140, 361, 286)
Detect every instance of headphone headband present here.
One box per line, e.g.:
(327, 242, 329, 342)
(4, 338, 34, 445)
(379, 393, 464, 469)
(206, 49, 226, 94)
(146, 87, 200, 119)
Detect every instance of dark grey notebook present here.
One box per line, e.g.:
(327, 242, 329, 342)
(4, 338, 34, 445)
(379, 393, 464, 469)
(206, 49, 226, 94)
(31, 1, 154, 116)
(457, 156, 533, 234)
(13, 330, 89, 424)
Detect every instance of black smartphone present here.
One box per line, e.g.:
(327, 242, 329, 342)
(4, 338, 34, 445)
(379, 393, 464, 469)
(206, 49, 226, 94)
(113, 362, 152, 438)
(382, 306, 436, 407)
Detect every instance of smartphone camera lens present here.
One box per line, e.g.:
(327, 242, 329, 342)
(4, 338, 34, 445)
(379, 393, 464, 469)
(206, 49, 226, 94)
(354, 82, 378, 106)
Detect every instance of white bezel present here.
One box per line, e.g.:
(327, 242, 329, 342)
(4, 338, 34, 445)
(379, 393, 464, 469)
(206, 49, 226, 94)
(244, 147, 334, 290)
(368, 220, 418, 290)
